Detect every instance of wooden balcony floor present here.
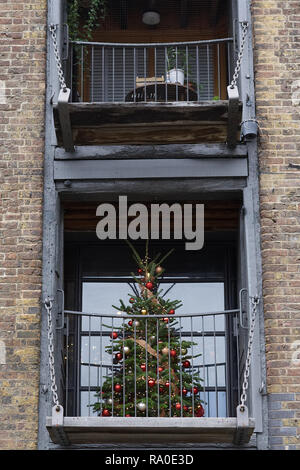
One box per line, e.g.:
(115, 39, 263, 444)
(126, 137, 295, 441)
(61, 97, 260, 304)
(53, 100, 242, 148)
(46, 416, 255, 447)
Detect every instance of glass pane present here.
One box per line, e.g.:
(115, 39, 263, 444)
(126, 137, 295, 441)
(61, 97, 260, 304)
(81, 336, 113, 386)
(82, 282, 131, 330)
(161, 282, 225, 330)
(80, 391, 99, 417)
(199, 391, 227, 418)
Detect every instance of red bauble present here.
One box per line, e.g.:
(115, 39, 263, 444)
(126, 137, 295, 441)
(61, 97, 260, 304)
(125, 414, 131, 417)
(183, 405, 189, 412)
(168, 309, 175, 315)
(114, 383, 122, 393)
(195, 405, 205, 417)
(182, 388, 188, 396)
(182, 360, 190, 368)
(145, 282, 154, 290)
(115, 352, 123, 361)
(170, 349, 177, 358)
(102, 409, 111, 417)
(110, 331, 118, 339)
(193, 386, 199, 394)
(175, 403, 181, 410)
(129, 297, 135, 303)
(137, 268, 143, 274)
(159, 386, 164, 393)
(158, 366, 164, 373)
(148, 379, 156, 388)
(140, 363, 146, 372)
(163, 317, 169, 323)
(128, 320, 133, 326)
(165, 381, 170, 388)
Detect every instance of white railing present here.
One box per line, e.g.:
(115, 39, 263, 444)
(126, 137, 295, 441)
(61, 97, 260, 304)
(66, 38, 234, 103)
(63, 308, 241, 418)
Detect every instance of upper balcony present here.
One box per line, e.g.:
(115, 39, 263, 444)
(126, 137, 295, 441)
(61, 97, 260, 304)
(52, 0, 244, 151)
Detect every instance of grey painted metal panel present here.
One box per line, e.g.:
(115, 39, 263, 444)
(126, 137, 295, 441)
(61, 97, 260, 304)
(54, 158, 248, 180)
(38, 0, 64, 451)
(235, 0, 267, 449)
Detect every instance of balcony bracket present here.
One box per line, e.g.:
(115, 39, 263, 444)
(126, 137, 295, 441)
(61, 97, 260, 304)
(57, 88, 75, 153)
(49, 405, 70, 446)
(234, 405, 252, 446)
(227, 85, 241, 149)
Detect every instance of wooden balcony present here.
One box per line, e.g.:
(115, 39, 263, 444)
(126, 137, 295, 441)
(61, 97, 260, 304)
(53, 39, 242, 151)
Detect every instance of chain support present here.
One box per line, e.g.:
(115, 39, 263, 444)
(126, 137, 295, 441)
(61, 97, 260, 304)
(45, 297, 60, 407)
(230, 21, 248, 90)
(49, 23, 68, 93)
(239, 295, 260, 410)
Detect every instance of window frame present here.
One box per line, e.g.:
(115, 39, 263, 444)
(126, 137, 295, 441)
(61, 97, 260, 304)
(63, 238, 239, 419)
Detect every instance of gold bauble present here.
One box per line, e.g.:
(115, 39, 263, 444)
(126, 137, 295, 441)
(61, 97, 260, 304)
(155, 266, 163, 274)
(141, 309, 147, 315)
(181, 348, 187, 355)
(162, 347, 169, 355)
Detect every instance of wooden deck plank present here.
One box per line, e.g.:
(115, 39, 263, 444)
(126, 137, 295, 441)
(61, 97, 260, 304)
(53, 101, 242, 147)
(46, 416, 255, 446)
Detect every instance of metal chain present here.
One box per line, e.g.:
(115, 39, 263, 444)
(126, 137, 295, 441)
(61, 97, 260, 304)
(230, 21, 249, 89)
(49, 24, 67, 92)
(240, 295, 260, 410)
(45, 298, 60, 407)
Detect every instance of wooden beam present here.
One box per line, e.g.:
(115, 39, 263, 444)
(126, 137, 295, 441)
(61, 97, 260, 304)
(54, 143, 248, 160)
(54, 101, 231, 126)
(56, 178, 247, 201)
(227, 85, 241, 149)
(57, 88, 74, 152)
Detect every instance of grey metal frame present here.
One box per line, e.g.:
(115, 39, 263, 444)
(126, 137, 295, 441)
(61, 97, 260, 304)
(38, 0, 268, 450)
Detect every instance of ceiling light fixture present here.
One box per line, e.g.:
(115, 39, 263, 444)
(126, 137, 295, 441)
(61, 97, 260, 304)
(142, 0, 160, 25)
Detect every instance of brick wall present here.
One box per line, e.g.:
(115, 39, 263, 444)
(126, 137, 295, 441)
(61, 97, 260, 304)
(1, 0, 300, 452)
(0, 0, 46, 449)
(252, 0, 300, 450)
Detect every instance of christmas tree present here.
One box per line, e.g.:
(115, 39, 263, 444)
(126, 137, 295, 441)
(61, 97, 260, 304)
(92, 242, 205, 418)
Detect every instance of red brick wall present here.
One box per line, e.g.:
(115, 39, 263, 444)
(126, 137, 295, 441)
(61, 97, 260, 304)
(252, 0, 300, 449)
(0, 0, 46, 449)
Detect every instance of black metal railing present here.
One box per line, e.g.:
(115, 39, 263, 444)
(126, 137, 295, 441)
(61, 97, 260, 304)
(66, 38, 234, 103)
(63, 308, 241, 418)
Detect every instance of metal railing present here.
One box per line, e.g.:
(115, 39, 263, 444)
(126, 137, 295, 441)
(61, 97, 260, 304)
(63, 308, 241, 418)
(66, 38, 234, 103)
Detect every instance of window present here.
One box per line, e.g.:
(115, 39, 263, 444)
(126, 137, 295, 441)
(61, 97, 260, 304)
(63, 238, 239, 419)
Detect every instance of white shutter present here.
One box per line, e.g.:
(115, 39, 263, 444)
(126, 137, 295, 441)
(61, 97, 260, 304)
(92, 46, 146, 102)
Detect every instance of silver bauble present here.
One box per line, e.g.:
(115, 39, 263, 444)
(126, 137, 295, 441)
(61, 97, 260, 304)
(137, 402, 146, 412)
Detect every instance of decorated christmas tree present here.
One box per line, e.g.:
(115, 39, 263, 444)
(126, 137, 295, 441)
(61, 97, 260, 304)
(92, 242, 205, 418)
